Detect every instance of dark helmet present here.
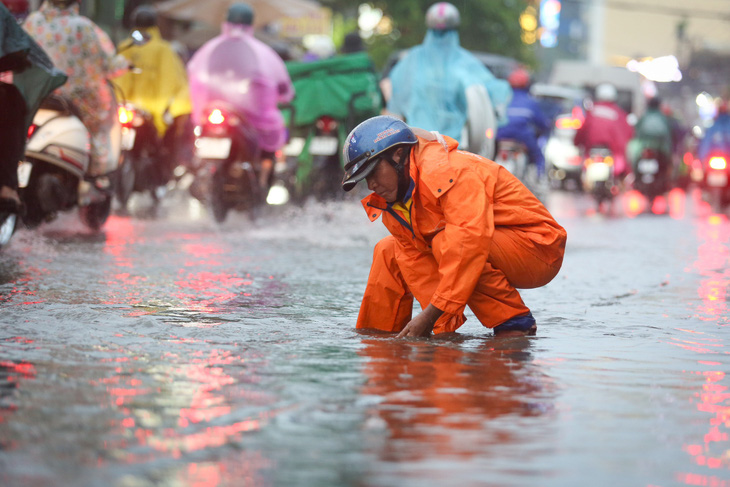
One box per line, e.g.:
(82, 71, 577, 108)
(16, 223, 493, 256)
(48, 0, 78, 8)
(342, 116, 418, 192)
(131, 5, 157, 29)
(227, 2, 254, 26)
(508, 67, 531, 89)
(425, 2, 460, 31)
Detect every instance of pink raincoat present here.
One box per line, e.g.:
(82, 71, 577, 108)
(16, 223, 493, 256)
(187, 22, 294, 153)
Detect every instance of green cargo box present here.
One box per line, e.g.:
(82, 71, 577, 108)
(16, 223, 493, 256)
(283, 52, 383, 129)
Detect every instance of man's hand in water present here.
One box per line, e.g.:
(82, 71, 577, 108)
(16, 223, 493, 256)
(397, 304, 443, 338)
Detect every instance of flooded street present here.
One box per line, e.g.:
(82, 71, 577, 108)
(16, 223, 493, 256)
(0, 187, 729, 487)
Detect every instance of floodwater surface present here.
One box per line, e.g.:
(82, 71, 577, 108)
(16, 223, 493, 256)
(0, 188, 728, 487)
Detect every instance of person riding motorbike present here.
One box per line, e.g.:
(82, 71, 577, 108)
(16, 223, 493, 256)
(496, 67, 550, 178)
(23, 0, 129, 188)
(0, 1, 66, 214)
(115, 5, 192, 182)
(383, 1, 512, 144)
(187, 2, 295, 193)
(627, 96, 674, 180)
(698, 100, 730, 165)
(573, 82, 634, 180)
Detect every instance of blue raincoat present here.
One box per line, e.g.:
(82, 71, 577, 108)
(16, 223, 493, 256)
(387, 30, 511, 142)
(496, 87, 550, 169)
(698, 113, 730, 163)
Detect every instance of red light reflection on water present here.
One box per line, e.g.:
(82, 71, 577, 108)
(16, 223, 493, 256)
(671, 214, 730, 485)
(0, 359, 37, 428)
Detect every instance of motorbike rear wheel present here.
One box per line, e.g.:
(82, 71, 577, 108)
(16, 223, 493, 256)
(0, 213, 17, 250)
(116, 154, 136, 209)
(210, 169, 229, 223)
(79, 195, 112, 231)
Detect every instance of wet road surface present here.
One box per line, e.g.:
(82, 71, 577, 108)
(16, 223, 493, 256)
(0, 187, 729, 487)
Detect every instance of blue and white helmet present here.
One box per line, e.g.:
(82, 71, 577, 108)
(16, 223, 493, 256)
(341, 116, 418, 192)
(426, 2, 460, 31)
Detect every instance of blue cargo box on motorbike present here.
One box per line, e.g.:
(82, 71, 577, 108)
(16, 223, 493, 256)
(282, 52, 383, 129)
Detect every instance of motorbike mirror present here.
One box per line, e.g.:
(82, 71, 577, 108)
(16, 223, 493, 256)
(131, 30, 151, 46)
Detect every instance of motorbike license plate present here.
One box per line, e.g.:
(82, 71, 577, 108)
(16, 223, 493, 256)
(196, 137, 232, 159)
(17, 162, 32, 189)
(121, 127, 136, 151)
(283, 137, 306, 157)
(707, 171, 728, 187)
(309, 136, 339, 156)
(586, 162, 610, 182)
(638, 158, 659, 174)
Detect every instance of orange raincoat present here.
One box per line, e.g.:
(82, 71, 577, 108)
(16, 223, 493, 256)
(357, 130, 566, 334)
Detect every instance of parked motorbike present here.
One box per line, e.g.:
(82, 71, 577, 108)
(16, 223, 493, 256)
(633, 147, 670, 202)
(494, 139, 529, 180)
(581, 146, 617, 210)
(21, 95, 120, 230)
(190, 103, 265, 222)
(702, 153, 729, 212)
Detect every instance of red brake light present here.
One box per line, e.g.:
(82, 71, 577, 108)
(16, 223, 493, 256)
(709, 156, 727, 171)
(316, 116, 338, 134)
(208, 109, 225, 125)
(27, 124, 37, 139)
(118, 106, 135, 126)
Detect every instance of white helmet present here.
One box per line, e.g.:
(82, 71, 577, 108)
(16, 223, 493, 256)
(595, 83, 617, 102)
(426, 2, 460, 31)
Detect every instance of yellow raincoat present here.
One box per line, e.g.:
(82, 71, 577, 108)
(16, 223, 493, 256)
(116, 27, 191, 137)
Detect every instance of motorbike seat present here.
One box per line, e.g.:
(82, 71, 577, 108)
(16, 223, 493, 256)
(40, 94, 85, 121)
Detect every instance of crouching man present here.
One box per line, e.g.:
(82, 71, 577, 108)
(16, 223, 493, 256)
(342, 116, 566, 338)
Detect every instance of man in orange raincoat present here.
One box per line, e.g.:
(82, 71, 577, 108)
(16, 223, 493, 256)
(342, 116, 566, 337)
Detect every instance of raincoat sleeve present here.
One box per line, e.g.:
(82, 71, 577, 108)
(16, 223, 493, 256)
(428, 169, 494, 315)
(90, 23, 129, 79)
(162, 46, 192, 118)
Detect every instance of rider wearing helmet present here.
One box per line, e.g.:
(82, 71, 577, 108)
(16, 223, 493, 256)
(574, 82, 634, 178)
(384, 2, 511, 145)
(116, 5, 192, 180)
(343, 115, 566, 338)
(24, 0, 129, 179)
(187, 2, 295, 192)
(496, 67, 550, 177)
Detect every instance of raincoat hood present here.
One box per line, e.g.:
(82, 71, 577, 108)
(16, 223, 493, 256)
(187, 21, 294, 151)
(387, 29, 512, 142)
(0, 3, 67, 128)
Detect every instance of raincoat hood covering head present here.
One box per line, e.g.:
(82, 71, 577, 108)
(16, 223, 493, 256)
(131, 5, 157, 29)
(227, 2, 254, 26)
(341, 115, 417, 192)
(426, 2, 460, 30)
(0, 3, 67, 127)
(386, 29, 512, 142)
(187, 21, 294, 152)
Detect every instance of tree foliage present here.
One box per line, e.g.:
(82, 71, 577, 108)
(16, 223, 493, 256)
(319, 0, 534, 70)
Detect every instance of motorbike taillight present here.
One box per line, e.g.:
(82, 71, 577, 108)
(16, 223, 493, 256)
(316, 116, 338, 134)
(118, 106, 135, 127)
(709, 156, 727, 171)
(208, 109, 226, 125)
(27, 124, 37, 140)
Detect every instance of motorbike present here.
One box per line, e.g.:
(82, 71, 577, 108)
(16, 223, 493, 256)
(20, 94, 120, 230)
(494, 139, 529, 180)
(702, 152, 729, 212)
(116, 103, 177, 210)
(581, 146, 618, 210)
(633, 147, 670, 202)
(190, 102, 266, 223)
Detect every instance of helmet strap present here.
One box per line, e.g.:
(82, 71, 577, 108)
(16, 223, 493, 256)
(383, 146, 412, 202)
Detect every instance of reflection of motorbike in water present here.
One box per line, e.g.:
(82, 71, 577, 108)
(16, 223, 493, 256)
(494, 138, 528, 181)
(190, 103, 266, 223)
(21, 95, 120, 230)
(581, 146, 617, 211)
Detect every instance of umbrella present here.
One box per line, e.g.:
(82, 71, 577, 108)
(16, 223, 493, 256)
(155, 0, 322, 28)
